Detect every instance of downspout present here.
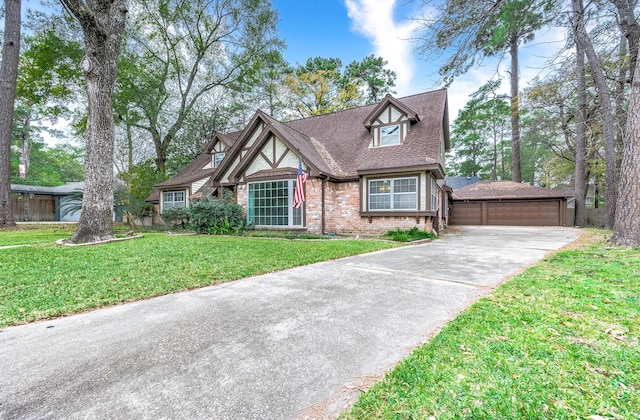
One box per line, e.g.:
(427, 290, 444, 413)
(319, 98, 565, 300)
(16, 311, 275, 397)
(321, 177, 326, 235)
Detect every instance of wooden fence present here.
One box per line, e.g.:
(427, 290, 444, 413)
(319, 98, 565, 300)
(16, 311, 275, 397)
(11, 193, 56, 222)
(566, 208, 605, 227)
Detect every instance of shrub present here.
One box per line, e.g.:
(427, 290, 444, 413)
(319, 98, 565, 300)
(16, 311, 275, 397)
(161, 206, 191, 229)
(188, 195, 247, 235)
(386, 227, 436, 242)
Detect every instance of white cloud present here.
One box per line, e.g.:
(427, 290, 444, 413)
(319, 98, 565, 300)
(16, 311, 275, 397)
(345, 0, 420, 96)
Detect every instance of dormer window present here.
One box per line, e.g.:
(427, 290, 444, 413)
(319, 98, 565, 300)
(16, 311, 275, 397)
(380, 124, 400, 146)
(214, 152, 225, 167)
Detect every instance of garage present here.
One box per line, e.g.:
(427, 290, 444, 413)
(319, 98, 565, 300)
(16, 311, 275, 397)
(449, 181, 572, 227)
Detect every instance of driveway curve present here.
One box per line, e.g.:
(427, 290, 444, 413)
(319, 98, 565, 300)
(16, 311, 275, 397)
(0, 226, 578, 419)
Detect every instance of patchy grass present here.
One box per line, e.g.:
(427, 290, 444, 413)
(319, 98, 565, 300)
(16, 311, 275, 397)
(0, 232, 398, 327)
(343, 230, 640, 419)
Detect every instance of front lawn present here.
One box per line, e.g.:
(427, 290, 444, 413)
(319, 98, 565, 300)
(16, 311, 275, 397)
(0, 231, 398, 327)
(0, 224, 78, 246)
(343, 231, 640, 419)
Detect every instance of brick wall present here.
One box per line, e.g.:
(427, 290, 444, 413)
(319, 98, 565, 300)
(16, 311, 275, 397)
(235, 179, 437, 236)
(323, 180, 434, 235)
(304, 178, 323, 233)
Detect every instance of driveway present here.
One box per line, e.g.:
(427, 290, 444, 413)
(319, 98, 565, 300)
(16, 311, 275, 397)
(0, 226, 578, 419)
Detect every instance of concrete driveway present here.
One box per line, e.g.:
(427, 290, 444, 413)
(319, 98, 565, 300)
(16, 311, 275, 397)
(0, 226, 578, 419)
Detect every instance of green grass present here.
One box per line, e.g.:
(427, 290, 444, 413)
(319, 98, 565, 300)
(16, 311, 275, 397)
(343, 232, 640, 419)
(0, 231, 398, 327)
(0, 224, 78, 246)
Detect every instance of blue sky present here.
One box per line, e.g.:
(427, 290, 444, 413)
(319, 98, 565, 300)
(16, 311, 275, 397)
(272, 0, 567, 119)
(8, 0, 567, 143)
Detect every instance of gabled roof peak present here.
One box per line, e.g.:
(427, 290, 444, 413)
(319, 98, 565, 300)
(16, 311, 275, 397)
(363, 94, 420, 128)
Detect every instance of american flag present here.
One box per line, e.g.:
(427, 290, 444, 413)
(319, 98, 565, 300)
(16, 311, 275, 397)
(293, 157, 308, 209)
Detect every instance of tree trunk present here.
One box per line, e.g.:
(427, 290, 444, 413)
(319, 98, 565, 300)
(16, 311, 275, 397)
(0, 0, 21, 228)
(154, 140, 168, 175)
(20, 113, 31, 178)
(611, 0, 639, 84)
(615, 37, 627, 193)
(611, 43, 640, 246)
(126, 123, 133, 171)
(573, 0, 618, 229)
(575, 42, 588, 227)
(493, 132, 498, 181)
(509, 36, 522, 183)
(61, 0, 127, 243)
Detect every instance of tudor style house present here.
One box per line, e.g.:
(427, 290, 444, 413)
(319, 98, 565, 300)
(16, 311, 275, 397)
(147, 89, 451, 235)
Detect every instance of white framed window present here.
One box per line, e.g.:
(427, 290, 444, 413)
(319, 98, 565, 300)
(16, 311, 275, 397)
(368, 177, 417, 211)
(431, 178, 439, 211)
(163, 190, 185, 210)
(248, 180, 303, 227)
(380, 124, 401, 146)
(213, 152, 225, 167)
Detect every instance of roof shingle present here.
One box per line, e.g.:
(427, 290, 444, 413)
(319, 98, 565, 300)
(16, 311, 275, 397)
(153, 89, 449, 195)
(452, 181, 574, 200)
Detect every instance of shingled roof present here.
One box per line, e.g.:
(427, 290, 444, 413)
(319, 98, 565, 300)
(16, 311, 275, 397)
(285, 89, 449, 178)
(154, 131, 242, 190)
(150, 89, 449, 201)
(451, 181, 574, 200)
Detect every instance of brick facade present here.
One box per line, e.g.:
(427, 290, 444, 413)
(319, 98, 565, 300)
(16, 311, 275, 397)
(235, 178, 439, 236)
(322, 180, 434, 235)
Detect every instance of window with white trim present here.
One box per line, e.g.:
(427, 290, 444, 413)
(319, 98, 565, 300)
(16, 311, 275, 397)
(213, 152, 225, 167)
(431, 178, 439, 211)
(163, 191, 185, 210)
(248, 180, 303, 227)
(380, 124, 400, 146)
(368, 177, 417, 211)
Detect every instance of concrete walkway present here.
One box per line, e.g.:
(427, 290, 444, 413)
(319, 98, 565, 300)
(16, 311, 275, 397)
(0, 226, 578, 419)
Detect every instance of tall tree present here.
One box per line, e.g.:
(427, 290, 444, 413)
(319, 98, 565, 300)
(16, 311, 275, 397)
(60, 0, 128, 243)
(575, 43, 588, 227)
(113, 0, 281, 175)
(15, 28, 84, 179)
(283, 55, 396, 117)
(611, 0, 639, 83)
(0, 0, 22, 228)
(572, 0, 618, 229)
(449, 99, 486, 177)
(417, 0, 557, 183)
(611, 43, 640, 246)
(11, 143, 84, 186)
(449, 82, 511, 180)
(243, 49, 292, 119)
(284, 57, 361, 117)
(345, 54, 396, 104)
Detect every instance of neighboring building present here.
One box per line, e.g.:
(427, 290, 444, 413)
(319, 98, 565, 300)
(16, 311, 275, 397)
(148, 90, 451, 235)
(11, 182, 125, 222)
(449, 181, 573, 226)
(445, 176, 479, 190)
(10, 182, 84, 222)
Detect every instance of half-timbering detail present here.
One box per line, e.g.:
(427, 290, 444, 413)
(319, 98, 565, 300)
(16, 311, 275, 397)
(149, 90, 451, 234)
